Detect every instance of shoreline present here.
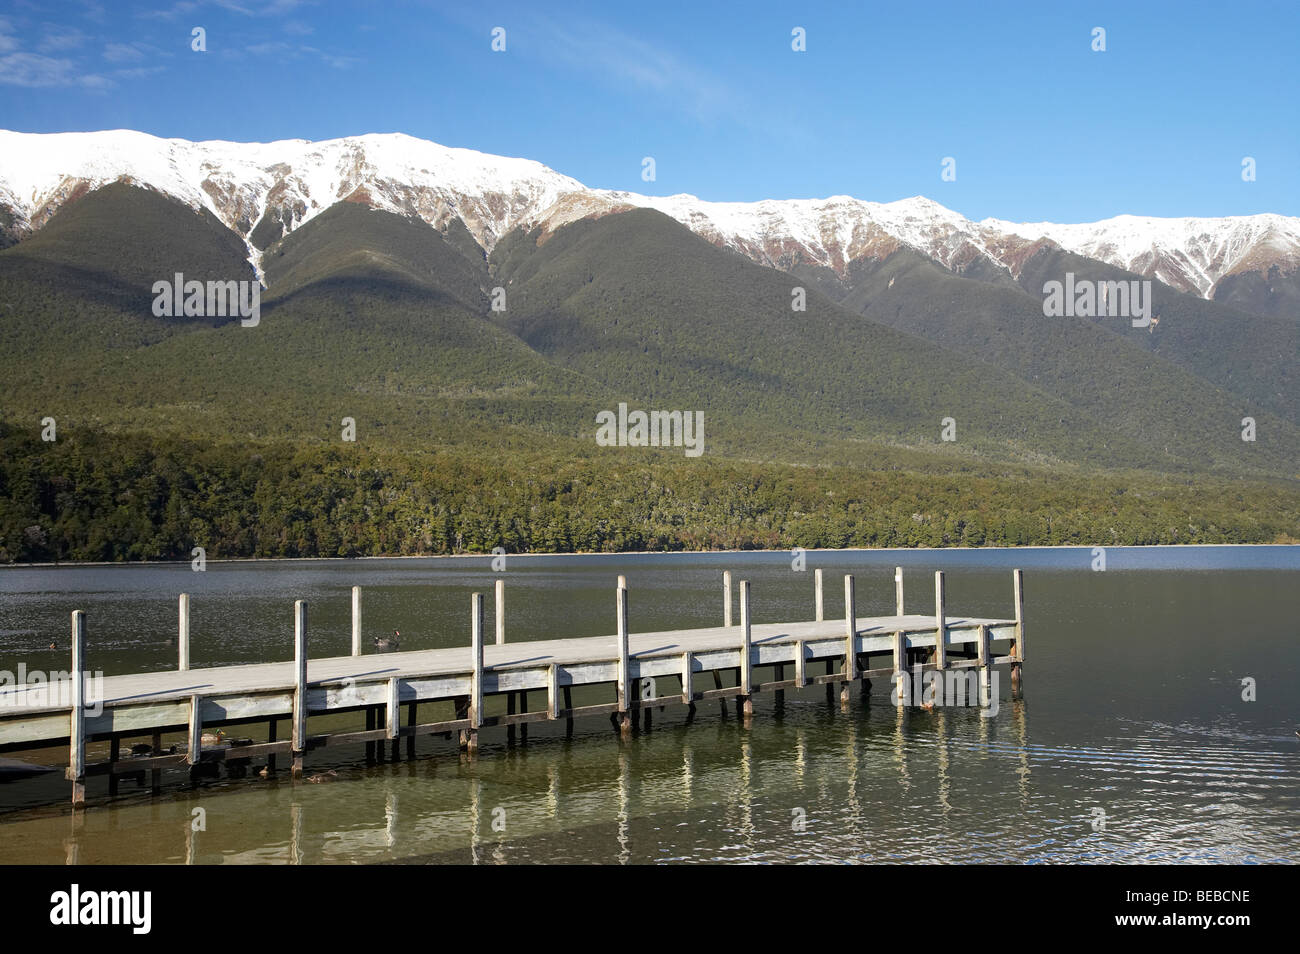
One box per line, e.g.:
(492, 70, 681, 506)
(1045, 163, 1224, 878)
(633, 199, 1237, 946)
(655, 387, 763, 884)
(2, 541, 1297, 570)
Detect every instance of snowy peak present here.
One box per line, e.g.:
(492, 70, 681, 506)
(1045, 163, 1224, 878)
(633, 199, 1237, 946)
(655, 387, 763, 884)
(981, 212, 1300, 297)
(0, 129, 584, 275)
(1, 128, 1296, 302)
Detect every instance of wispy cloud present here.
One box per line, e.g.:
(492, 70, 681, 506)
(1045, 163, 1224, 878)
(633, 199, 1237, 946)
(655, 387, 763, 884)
(103, 41, 146, 63)
(439, 10, 741, 125)
(0, 15, 159, 90)
(37, 26, 90, 53)
(141, 0, 307, 21)
(214, 0, 307, 15)
(0, 50, 110, 88)
(233, 38, 359, 70)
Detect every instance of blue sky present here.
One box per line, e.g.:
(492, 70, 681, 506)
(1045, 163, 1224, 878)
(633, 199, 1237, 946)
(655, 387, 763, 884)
(1, 0, 1295, 222)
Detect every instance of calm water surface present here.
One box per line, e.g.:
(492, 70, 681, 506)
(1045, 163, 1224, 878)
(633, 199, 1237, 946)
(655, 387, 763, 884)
(0, 547, 1296, 864)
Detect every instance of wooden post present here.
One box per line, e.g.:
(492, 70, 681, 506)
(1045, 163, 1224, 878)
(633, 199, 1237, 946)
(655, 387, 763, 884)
(469, 593, 483, 751)
(892, 630, 907, 707)
(842, 575, 856, 710)
(977, 623, 990, 668)
(739, 580, 753, 720)
(895, 566, 905, 616)
(681, 652, 694, 706)
(292, 600, 307, 778)
(351, 586, 361, 657)
(495, 579, 505, 645)
(616, 580, 631, 737)
(178, 593, 190, 671)
(386, 678, 400, 740)
(69, 610, 86, 807)
(723, 570, 733, 627)
(365, 706, 375, 762)
(1012, 568, 1025, 691)
(563, 686, 574, 737)
(547, 665, 559, 720)
(814, 568, 824, 622)
(844, 575, 857, 680)
(794, 640, 806, 688)
(933, 571, 946, 670)
(187, 695, 202, 766)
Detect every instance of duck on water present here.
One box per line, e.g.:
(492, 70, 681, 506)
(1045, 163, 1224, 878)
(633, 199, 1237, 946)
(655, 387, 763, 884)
(373, 630, 400, 651)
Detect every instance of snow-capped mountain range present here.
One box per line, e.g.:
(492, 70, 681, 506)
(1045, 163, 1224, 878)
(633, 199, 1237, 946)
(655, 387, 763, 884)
(1, 128, 1296, 299)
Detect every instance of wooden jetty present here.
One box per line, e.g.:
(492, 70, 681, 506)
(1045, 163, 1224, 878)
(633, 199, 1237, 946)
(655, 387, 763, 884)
(0, 568, 1025, 808)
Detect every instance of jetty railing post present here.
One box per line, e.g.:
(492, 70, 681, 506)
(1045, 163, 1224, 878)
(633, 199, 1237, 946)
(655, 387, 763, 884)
(187, 695, 202, 766)
(292, 600, 308, 778)
(814, 568, 824, 622)
(681, 651, 694, 708)
(69, 610, 86, 807)
(723, 570, 733, 627)
(933, 571, 947, 671)
(495, 579, 505, 645)
(469, 593, 483, 752)
(842, 575, 856, 710)
(616, 579, 631, 738)
(977, 622, 992, 710)
(178, 593, 190, 671)
(895, 566, 905, 616)
(739, 580, 753, 720)
(351, 586, 361, 657)
(892, 629, 906, 707)
(386, 678, 400, 740)
(1012, 568, 1025, 691)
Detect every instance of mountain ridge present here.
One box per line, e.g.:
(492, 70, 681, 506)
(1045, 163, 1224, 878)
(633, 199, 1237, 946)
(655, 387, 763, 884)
(2, 129, 1296, 313)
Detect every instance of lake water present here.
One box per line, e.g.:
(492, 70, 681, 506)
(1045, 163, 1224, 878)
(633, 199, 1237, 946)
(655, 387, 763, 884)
(0, 546, 1296, 864)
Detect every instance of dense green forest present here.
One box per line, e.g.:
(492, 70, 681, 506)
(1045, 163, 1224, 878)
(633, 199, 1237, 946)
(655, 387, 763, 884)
(2, 421, 1295, 563)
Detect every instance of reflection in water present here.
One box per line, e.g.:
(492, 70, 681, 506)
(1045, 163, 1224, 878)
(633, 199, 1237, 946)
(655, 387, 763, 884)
(30, 683, 1300, 865)
(385, 792, 396, 850)
(616, 748, 629, 865)
(290, 801, 303, 865)
(737, 734, 754, 858)
(935, 707, 952, 817)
